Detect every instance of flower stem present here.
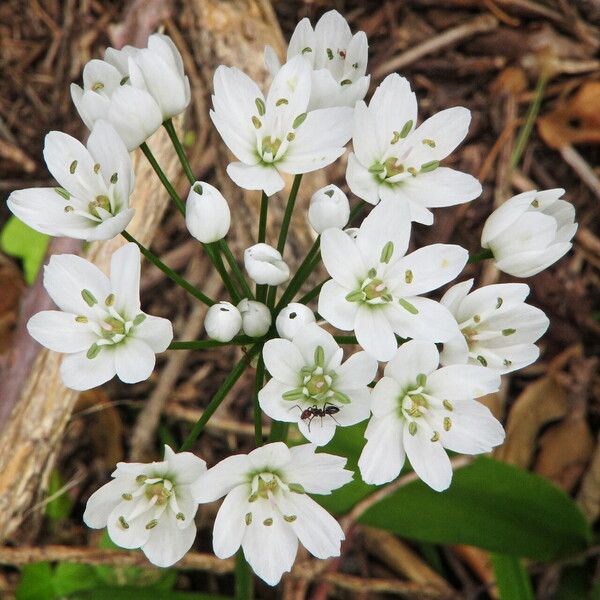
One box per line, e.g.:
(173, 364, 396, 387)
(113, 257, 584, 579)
(253, 355, 265, 446)
(219, 239, 254, 300)
(163, 119, 195, 184)
(139, 142, 186, 216)
(468, 248, 494, 264)
(179, 344, 262, 451)
(169, 336, 254, 350)
(235, 549, 254, 600)
(267, 421, 289, 443)
(297, 277, 328, 305)
(333, 335, 358, 344)
(256, 191, 269, 302)
(209, 242, 242, 303)
(121, 231, 214, 306)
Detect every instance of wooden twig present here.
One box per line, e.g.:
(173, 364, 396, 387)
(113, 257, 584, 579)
(560, 144, 600, 201)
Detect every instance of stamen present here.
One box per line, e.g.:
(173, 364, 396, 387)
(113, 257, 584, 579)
(422, 138, 436, 147)
(390, 131, 401, 145)
(407, 167, 418, 177)
(75, 315, 88, 323)
(94, 163, 101, 174)
(345, 290, 365, 303)
(430, 431, 440, 442)
(288, 483, 305, 494)
(54, 187, 70, 200)
(293, 113, 307, 128)
(86, 343, 101, 360)
(193, 183, 203, 195)
(473, 314, 481, 323)
(251, 116, 261, 129)
(92, 82, 104, 91)
(81, 289, 97, 306)
(502, 328, 516, 336)
(420, 160, 440, 173)
(105, 293, 115, 307)
(314, 345, 325, 368)
(255, 98, 266, 116)
(284, 514, 297, 522)
(324, 189, 334, 198)
(340, 79, 352, 86)
(64, 206, 74, 212)
(326, 48, 334, 60)
(496, 297, 503, 309)
(133, 314, 146, 325)
(286, 132, 295, 142)
(443, 399, 453, 411)
(110, 172, 118, 184)
(331, 390, 350, 404)
(120, 75, 129, 85)
(443, 417, 452, 431)
(136, 474, 148, 484)
(400, 120, 413, 138)
(69, 160, 78, 174)
(145, 519, 158, 530)
(416, 373, 427, 387)
(301, 47, 312, 54)
(380, 241, 394, 264)
(367, 267, 377, 278)
(476, 355, 488, 367)
(276, 98, 289, 106)
(531, 199, 539, 208)
(176, 512, 185, 521)
(282, 388, 306, 401)
(263, 518, 273, 526)
(408, 421, 417, 435)
(503, 358, 513, 367)
(398, 298, 418, 314)
(118, 516, 129, 529)
(121, 493, 133, 500)
(245, 512, 252, 525)
(405, 270, 413, 284)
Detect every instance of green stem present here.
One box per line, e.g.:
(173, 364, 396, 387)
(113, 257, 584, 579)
(267, 421, 289, 443)
(510, 66, 550, 170)
(121, 231, 214, 306)
(179, 344, 262, 451)
(298, 278, 328, 305)
(208, 242, 241, 303)
(219, 240, 254, 300)
(139, 142, 186, 215)
(253, 356, 265, 446)
(333, 335, 358, 344)
(468, 248, 494, 264)
(276, 174, 302, 255)
(276, 237, 321, 310)
(169, 336, 254, 350)
(258, 191, 269, 244)
(349, 200, 367, 226)
(163, 119, 195, 184)
(235, 549, 254, 600)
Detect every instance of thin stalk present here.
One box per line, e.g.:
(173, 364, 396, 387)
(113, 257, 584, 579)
(333, 335, 358, 344)
(468, 248, 494, 264)
(276, 174, 302, 255)
(253, 355, 266, 446)
(139, 142, 186, 215)
(509, 66, 550, 170)
(169, 337, 254, 350)
(208, 242, 242, 303)
(121, 231, 214, 306)
(267, 421, 289, 443)
(298, 278, 328, 305)
(179, 344, 262, 451)
(219, 240, 254, 300)
(235, 550, 254, 600)
(163, 119, 195, 184)
(258, 191, 269, 244)
(349, 200, 367, 225)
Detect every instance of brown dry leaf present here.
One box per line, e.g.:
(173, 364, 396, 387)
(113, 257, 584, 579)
(490, 66, 527, 96)
(538, 82, 600, 149)
(534, 417, 594, 492)
(452, 545, 498, 599)
(0, 257, 25, 354)
(75, 390, 124, 467)
(495, 376, 568, 468)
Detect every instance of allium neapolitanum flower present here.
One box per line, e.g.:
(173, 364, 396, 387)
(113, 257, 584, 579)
(308, 184, 350, 234)
(440, 279, 549, 374)
(345, 73, 482, 225)
(84, 445, 206, 567)
(237, 299, 272, 338)
(71, 33, 189, 150)
(265, 9, 369, 111)
(27, 243, 173, 390)
(259, 324, 377, 445)
(244, 243, 290, 285)
(481, 188, 577, 277)
(275, 302, 316, 340)
(204, 301, 243, 342)
(8, 120, 134, 241)
(192, 442, 352, 585)
(185, 181, 231, 244)
(358, 340, 504, 491)
(318, 200, 467, 361)
(210, 56, 352, 196)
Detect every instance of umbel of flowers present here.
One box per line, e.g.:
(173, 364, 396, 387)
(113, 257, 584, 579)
(8, 9, 577, 587)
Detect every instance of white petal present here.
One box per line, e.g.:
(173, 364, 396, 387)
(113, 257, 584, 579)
(403, 425, 452, 492)
(384, 340, 439, 387)
(358, 416, 405, 485)
(494, 243, 572, 277)
(60, 349, 116, 391)
(258, 379, 299, 422)
(379, 184, 434, 226)
(352, 100, 385, 167)
(439, 334, 469, 366)
(370, 376, 402, 418)
(317, 280, 359, 330)
(262, 338, 305, 384)
(298, 415, 337, 446)
(83, 477, 134, 528)
(212, 484, 249, 558)
(248, 442, 292, 472)
(226, 162, 285, 196)
(106, 500, 152, 550)
(192, 454, 252, 503)
(456, 283, 530, 323)
(335, 351, 378, 389)
(482, 304, 549, 347)
(286, 445, 352, 494)
(481, 191, 535, 247)
(345, 152, 380, 205)
(291, 323, 340, 368)
(320, 227, 366, 288)
(163, 445, 207, 485)
(427, 364, 500, 400)
(133, 315, 173, 353)
(388, 297, 460, 343)
(142, 514, 196, 567)
(110, 243, 141, 316)
(113, 338, 156, 384)
(27, 311, 97, 353)
(440, 279, 474, 315)
(330, 388, 371, 426)
(85, 209, 135, 241)
(355, 305, 398, 362)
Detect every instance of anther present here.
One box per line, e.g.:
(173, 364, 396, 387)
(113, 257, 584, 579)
(54, 187, 70, 200)
(301, 47, 312, 54)
(380, 241, 394, 264)
(476, 355, 488, 367)
(110, 172, 118, 184)
(120, 76, 129, 85)
(398, 298, 418, 314)
(473, 314, 481, 323)
(405, 270, 413, 283)
(145, 519, 158, 530)
(251, 116, 261, 129)
(443, 417, 452, 431)
(133, 314, 146, 325)
(340, 79, 352, 86)
(284, 514, 297, 522)
(407, 167, 418, 177)
(118, 516, 129, 529)
(430, 431, 440, 442)
(288, 483, 305, 494)
(422, 138, 436, 147)
(121, 493, 133, 501)
(75, 315, 88, 323)
(314, 345, 325, 368)
(286, 132, 295, 142)
(442, 399, 453, 411)
(105, 293, 115, 307)
(263, 518, 273, 526)
(245, 512, 252, 525)
(276, 98, 289, 106)
(502, 328, 516, 336)
(81, 289, 97, 307)
(420, 160, 439, 173)
(176, 512, 185, 521)
(408, 421, 417, 436)
(69, 160, 78, 174)
(326, 48, 334, 60)
(255, 98, 266, 116)
(496, 297, 503, 309)
(345, 290, 365, 303)
(293, 113, 307, 128)
(92, 82, 104, 91)
(400, 120, 413, 138)
(64, 205, 74, 212)
(93, 163, 100, 174)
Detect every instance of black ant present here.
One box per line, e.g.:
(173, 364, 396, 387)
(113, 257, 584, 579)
(291, 403, 340, 431)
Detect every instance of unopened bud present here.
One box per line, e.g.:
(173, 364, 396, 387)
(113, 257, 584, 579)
(308, 185, 350, 234)
(204, 301, 242, 342)
(237, 299, 272, 338)
(244, 243, 290, 286)
(275, 303, 316, 340)
(185, 181, 231, 243)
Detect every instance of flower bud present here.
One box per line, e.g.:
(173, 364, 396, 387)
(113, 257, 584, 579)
(185, 182, 231, 243)
(244, 243, 290, 286)
(308, 185, 350, 233)
(204, 301, 242, 342)
(275, 303, 316, 340)
(237, 299, 272, 337)
(481, 188, 577, 277)
(344, 227, 359, 240)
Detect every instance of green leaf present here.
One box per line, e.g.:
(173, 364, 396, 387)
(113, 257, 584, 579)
(0, 216, 50, 284)
(15, 563, 55, 600)
(45, 470, 74, 522)
(359, 457, 592, 561)
(491, 554, 534, 600)
(54, 563, 100, 596)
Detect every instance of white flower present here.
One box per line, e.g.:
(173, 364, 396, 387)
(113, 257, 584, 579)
(204, 301, 242, 342)
(210, 56, 352, 196)
(481, 188, 577, 277)
(439, 279, 550, 374)
(318, 200, 466, 361)
(83, 445, 206, 567)
(71, 58, 162, 151)
(125, 33, 191, 120)
(259, 324, 377, 445)
(185, 182, 231, 243)
(308, 184, 350, 234)
(27, 243, 173, 391)
(192, 442, 352, 585)
(358, 340, 503, 491)
(8, 121, 134, 241)
(345, 74, 482, 225)
(237, 299, 272, 337)
(265, 10, 369, 111)
(244, 243, 290, 286)
(275, 303, 316, 340)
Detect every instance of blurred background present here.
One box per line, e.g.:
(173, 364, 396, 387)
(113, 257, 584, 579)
(0, 0, 599, 598)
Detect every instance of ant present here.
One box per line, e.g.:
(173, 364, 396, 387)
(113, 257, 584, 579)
(291, 403, 340, 431)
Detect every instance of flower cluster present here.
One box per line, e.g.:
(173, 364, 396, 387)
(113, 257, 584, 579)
(8, 9, 577, 588)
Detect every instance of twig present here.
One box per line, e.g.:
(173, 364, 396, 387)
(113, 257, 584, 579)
(560, 145, 600, 201)
(373, 14, 498, 78)
(0, 545, 233, 574)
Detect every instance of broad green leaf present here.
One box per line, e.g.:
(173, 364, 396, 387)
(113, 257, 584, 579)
(45, 470, 74, 522)
(15, 563, 55, 600)
(0, 216, 49, 284)
(491, 554, 534, 600)
(359, 457, 591, 561)
(53, 563, 100, 596)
